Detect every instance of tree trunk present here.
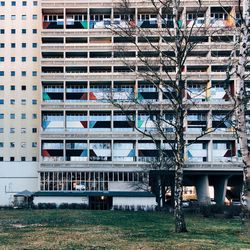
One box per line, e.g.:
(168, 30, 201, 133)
(236, 0, 250, 223)
(174, 161, 188, 232)
(172, 0, 188, 232)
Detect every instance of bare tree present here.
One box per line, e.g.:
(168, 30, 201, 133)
(108, 0, 238, 232)
(224, 0, 250, 224)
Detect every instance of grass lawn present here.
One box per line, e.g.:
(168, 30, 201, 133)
(0, 210, 249, 250)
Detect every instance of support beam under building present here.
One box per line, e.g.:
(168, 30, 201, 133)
(195, 175, 211, 204)
(213, 176, 229, 205)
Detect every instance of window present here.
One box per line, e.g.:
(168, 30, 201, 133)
(32, 56, 37, 62)
(10, 114, 15, 119)
(21, 71, 26, 76)
(10, 99, 15, 105)
(0, 57, 4, 62)
(11, 43, 15, 48)
(10, 157, 15, 161)
(10, 128, 15, 133)
(11, 15, 16, 20)
(32, 71, 37, 76)
(22, 1, 27, 6)
(32, 43, 37, 48)
(0, 128, 3, 133)
(21, 157, 26, 161)
(10, 142, 15, 148)
(0, 114, 4, 119)
(0, 15, 5, 20)
(11, 29, 16, 34)
(10, 85, 15, 90)
(32, 157, 37, 161)
(21, 113, 26, 119)
(21, 85, 26, 90)
(22, 29, 26, 34)
(0, 29, 4, 34)
(32, 85, 37, 91)
(32, 128, 37, 133)
(0, 43, 4, 48)
(11, 71, 15, 76)
(11, 57, 15, 62)
(32, 114, 37, 119)
(0, 99, 4, 104)
(22, 43, 26, 48)
(21, 99, 26, 105)
(22, 15, 26, 20)
(0, 71, 4, 76)
(32, 99, 37, 104)
(33, 1, 37, 6)
(21, 128, 26, 134)
(32, 29, 37, 34)
(21, 142, 26, 148)
(0, 157, 3, 161)
(0, 2, 5, 6)
(0, 85, 3, 90)
(0, 142, 3, 147)
(32, 15, 37, 20)
(32, 142, 37, 148)
(11, 1, 16, 6)
(22, 57, 26, 62)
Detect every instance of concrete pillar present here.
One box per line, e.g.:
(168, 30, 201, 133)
(195, 175, 211, 204)
(214, 176, 228, 205)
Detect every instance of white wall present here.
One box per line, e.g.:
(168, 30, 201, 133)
(113, 197, 157, 207)
(33, 196, 88, 205)
(0, 162, 38, 206)
(109, 182, 136, 191)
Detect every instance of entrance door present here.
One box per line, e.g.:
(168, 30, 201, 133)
(89, 196, 113, 210)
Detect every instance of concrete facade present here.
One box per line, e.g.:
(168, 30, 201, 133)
(0, 0, 245, 207)
(0, 162, 38, 206)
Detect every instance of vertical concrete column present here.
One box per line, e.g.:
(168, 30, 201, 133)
(64, 8, 66, 29)
(195, 175, 211, 204)
(182, 6, 186, 28)
(207, 140, 212, 162)
(214, 176, 228, 205)
(63, 139, 66, 162)
(206, 6, 211, 27)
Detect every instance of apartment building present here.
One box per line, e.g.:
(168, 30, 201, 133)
(0, 0, 244, 208)
(0, 0, 40, 205)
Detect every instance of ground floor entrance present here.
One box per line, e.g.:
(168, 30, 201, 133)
(89, 196, 113, 210)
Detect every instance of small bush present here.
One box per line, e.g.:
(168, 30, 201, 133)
(210, 205, 225, 214)
(200, 204, 242, 218)
(79, 203, 88, 209)
(47, 203, 57, 209)
(200, 205, 212, 217)
(124, 205, 130, 211)
(58, 203, 88, 209)
(37, 203, 57, 209)
(113, 205, 119, 211)
(58, 203, 69, 209)
(0, 205, 14, 210)
(68, 203, 78, 209)
(224, 205, 241, 218)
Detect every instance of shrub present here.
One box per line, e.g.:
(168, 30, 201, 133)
(210, 204, 225, 214)
(113, 205, 119, 211)
(0, 205, 14, 210)
(79, 203, 88, 209)
(58, 203, 69, 209)
(37, 203, 57, 209)
(124, 205, 130, 211)
(224, 205, 241, 218)
(200, 205, 212, 217)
